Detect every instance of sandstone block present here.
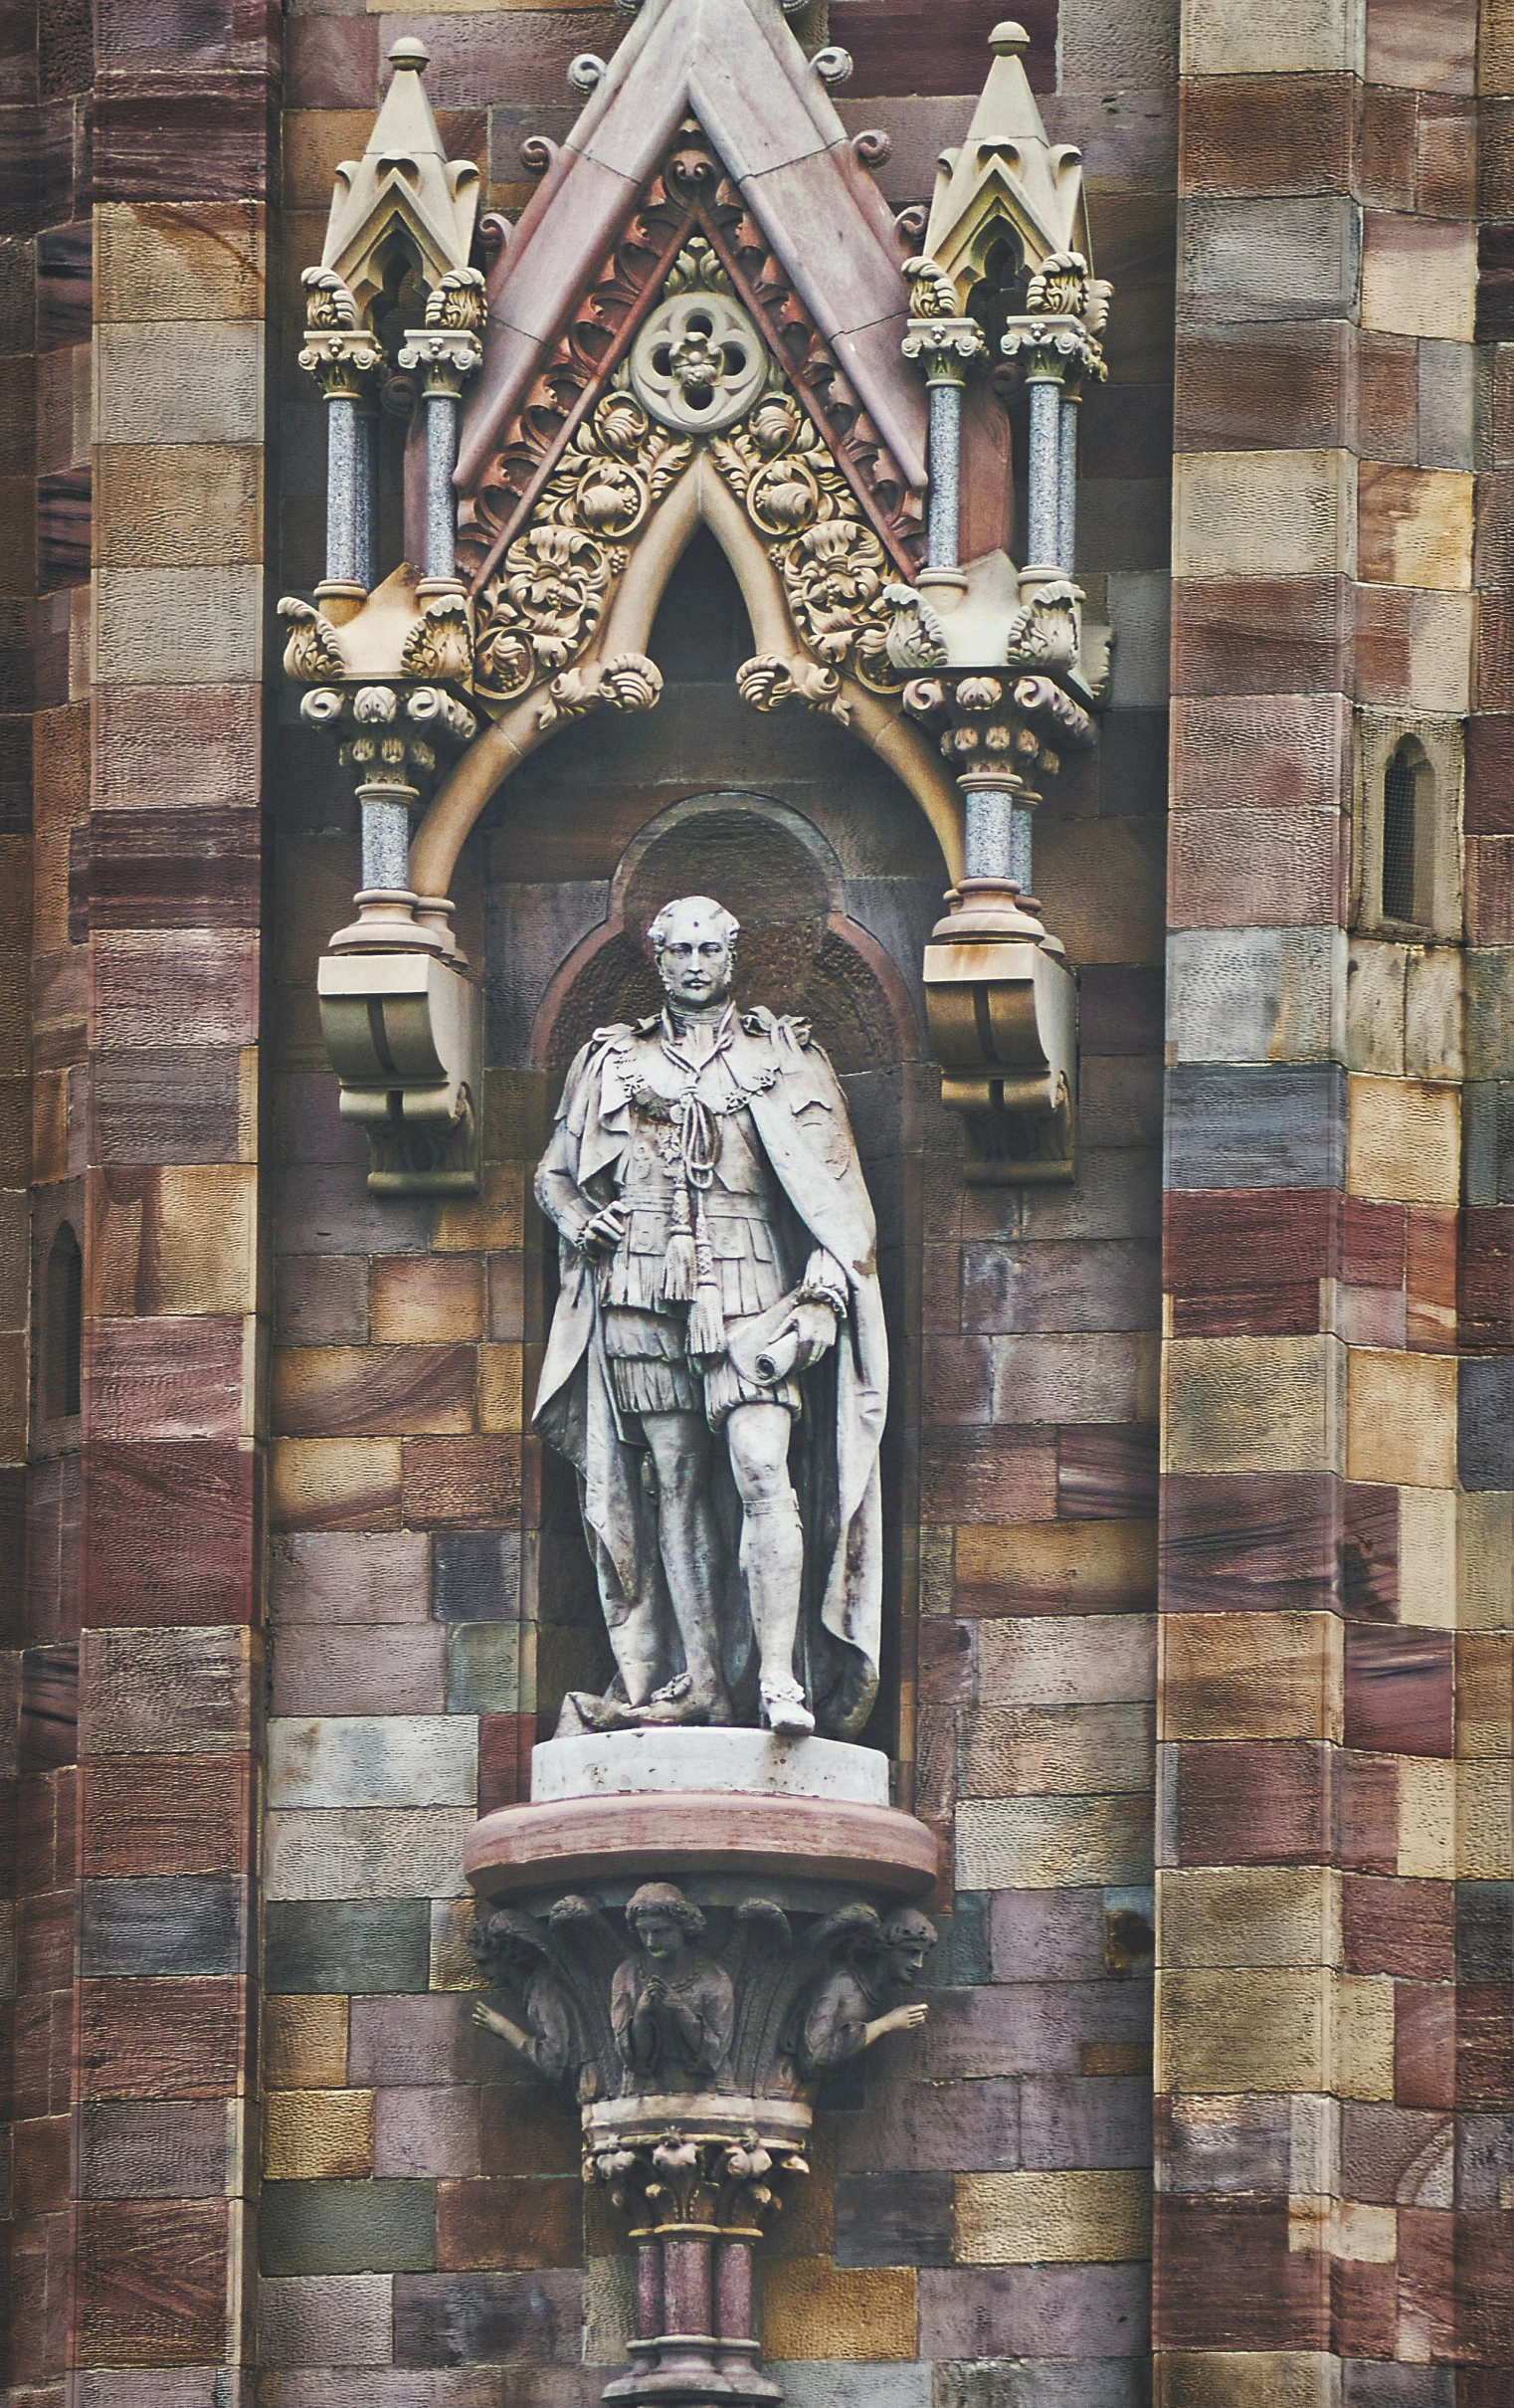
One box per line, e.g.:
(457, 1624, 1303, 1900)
(96, 564, 264, 686)
(960, 1704, 1153, 1798)
(990, 1333, 1152, 1425)
(265, 1808, 475, 1902)
(82, 1626, 254, 1756)
(264, 2088, 376, 2181)
(95, 444, 264, 570)
(260, 2179, 437, 2278)
(1347, 1075, 1460, 1205)
(1159, 1867, 1341, 1969)
(269, 1716, 478, 1811)
(270, 1531, 429, 1624)
(95, 322, 264, 446)
(1174, 450, 1355, 581)
(1361, 215, 1476, 342)
(266, 1900, 432, 1997)
(271, 1622, 446, 1719)
(1157, 1967, 1328, 2093)
(975, 1615, 1156, 1706)
(1167, 926, 1345, 1066)
(378, 2087, 485, 2181)
(1335, 1972, 1397, 2100)
(371, 1255, 484, 1344)
(1358, 465, 1473, 591)
(433, 1162, 526, 1253)
(760, 2258, 916, 2361)
(1346, 1350, 1457, 1488)
(957, 1796, 1154, 1891)
(953, 2169, 1150, 2266)
(1181, 0, 1364, 75)
(270, 1438, 403, 1534)
(273, 1346, 477, 1440)
(1163, 1335, 1343, 1475)
(954, 1520, 1157, 1617)
(264, 1995, 348, 2092)
(1161, 1612, 1342, 1742)
(95, 202, 265, 322)
(259, 2273, 394, 2370)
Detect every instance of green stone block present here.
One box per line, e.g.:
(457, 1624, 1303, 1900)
(266, 1899, 431, 1995)
(260, 2179, 437, 2277)
(446, 1622, 520, 1714)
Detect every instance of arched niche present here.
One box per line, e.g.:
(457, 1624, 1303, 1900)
(498, 764, 939, 1776)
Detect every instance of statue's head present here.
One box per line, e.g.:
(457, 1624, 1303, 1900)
(648, 896, 739, 1012)
(627, 1881, 705, 1958)
(880, 1906, 937, 1988)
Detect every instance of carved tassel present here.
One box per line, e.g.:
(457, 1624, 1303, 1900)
(662, 1182, 697, 1304)
(685, 1188, 726, 1365)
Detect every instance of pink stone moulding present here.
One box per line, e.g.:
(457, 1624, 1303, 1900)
(464, 1765, 941, 2406)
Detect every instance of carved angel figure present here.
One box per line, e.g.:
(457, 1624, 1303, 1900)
(611, 1884, 735, 2093)
(790, 1905, 938, 2085)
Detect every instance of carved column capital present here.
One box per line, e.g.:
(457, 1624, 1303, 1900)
(298, 325, 384, 402)
(397, 324, 484, 398)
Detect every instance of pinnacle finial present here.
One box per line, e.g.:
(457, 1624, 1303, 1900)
(989, 21, 1030, 53)
(388, 37, 430, 72)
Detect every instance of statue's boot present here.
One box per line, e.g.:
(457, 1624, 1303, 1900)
(630, 1671, 734, 1726)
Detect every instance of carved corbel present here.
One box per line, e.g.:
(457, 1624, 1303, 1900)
(317, 941, 481, 1194)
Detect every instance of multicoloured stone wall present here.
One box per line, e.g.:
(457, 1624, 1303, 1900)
(0, 2, 1506, 2404)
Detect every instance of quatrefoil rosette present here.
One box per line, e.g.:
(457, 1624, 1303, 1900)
(629, 288, 768, 434)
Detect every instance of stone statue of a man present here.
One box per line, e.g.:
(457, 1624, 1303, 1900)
(533, 896, 887, 1738)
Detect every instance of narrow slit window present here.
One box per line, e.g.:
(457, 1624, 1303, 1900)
(1382, 742, 1419, 922)
(44, 1221, 82, 1420)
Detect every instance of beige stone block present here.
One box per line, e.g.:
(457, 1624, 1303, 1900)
(975, 1615, 1156, 1706)
(1156, 2354, 1341, 2408)
(1456, 1760, 1513, 1881)
(1405, 588, 1472, 716)
(954, 1518, 1156, 1609)
(263, 2088, 375, 2180)
(1459, 1492, 1514, 1633)
(151, 1165, 258, 1315)
(265, 1807, 476, 1901)
(1359, 468, 1473, 591)
(1346, 1075, 1459, 1203)
(1347, 1350, 1456, 1489)
(1346, 938, 1405, 1077)
(477, 1344, 524, 1434)
(433, 1162, 525, 1253)
(960, 1703, 1153, 1797)
(760, 2259, 915, 2360)
(954, 2170, 1150, 2266)
(370, 1255, 483, 1344)
(1181, 0, 1363, 74)
(1163, 1336, 1343, 1476)
(1456, 1634, 1513, 1760)
(1174, 451, 1356, 581)
(956, 1794, 1153, 1890)
(95, 445, 264, 570)
(1398, 1758, 1455, 1880)
(1335, 1974, 1395, 2100)
(95, 322, 264, 446)
(270, 1437, 403, 1534)
(265, 1995, 348, 2090)
(1161, 1612, 1341, 1743)
(96, 565, 265, 687)
(1362, 217, 1476, 342)
(1399, 1487, 1457, 1630)
(991, 1331, 1152, 1426)
(96, 201, 265, 322)
(1157, 1968, 1327, 2094)
(1404, 950, 1464, 1084)
(1159, 1867, 1341, 1970)
(431, 1898, 487, 1992)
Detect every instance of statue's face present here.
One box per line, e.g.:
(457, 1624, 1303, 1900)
(654, 900, 734, 1011)
(635, 1912, 684, 1959)
(887, 1932, 930, 1985)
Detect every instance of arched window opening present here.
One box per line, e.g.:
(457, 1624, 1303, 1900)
(1382, 741, 1420, 923)
(44, 1220, 82, 1420)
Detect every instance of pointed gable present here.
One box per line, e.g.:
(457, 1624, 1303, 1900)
(455, 0, 926, 510)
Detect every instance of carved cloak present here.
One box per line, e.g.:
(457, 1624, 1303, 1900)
(533, 1009, 887, 1737)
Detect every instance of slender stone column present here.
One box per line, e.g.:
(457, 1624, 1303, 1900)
(397, 319, 483, 584)
(1057, 386, 1081, 574)
(962, 767, 1033, 890)
(902, 289, 987, 574)
(1025, 368, 1062, 569)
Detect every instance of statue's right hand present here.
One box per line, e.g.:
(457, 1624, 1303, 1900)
(578, 1202, 629, 1257)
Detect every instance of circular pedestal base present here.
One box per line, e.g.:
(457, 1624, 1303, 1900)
(464, 1788, 939, 1902)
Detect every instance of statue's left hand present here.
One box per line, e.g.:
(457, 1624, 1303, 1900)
(579, 1201, 629, 1257)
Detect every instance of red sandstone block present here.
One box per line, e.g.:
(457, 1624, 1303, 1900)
(477, 1712, 534, 1813)
(82, 1755, 253, 1879)
(1165, 1188, 1334, 1337)
(1340, 2101, 1452, 2207)
(1342, 1876, 1452, 1980)
(437, 2177, 582, 2273)
(1405, 1207, 1457, 1353)
(1055, 1425, 1157, 1519)
(1330, 2253, 1398, 2360)
(18, 1890, 74, 1994)
(1475, 590, 1514, 712)
(1466, 834, 1514, 944)
(272, 1344, 477, 1440)
(1443, 2209, 1514, 2362)
(348, 1994, 496, 2091)
(1153, 2196, 1328, 2353)
(93, 76, 274, 206)
(1335, 1750, 1401, 1876)
(918, 1619, 975, 1707)
(85, 1443, 256, 1627)
(94, 931, 258, 1050)
(1358, 328, 1421, 465)
(78, 1976, 246, 2100)
(1161, 1472, 1338, 1612)
(1397, 2206, 1456, 2361)
(1417, 96, 1476, 219)
(1359, 84, 1416, 213)
(402, 1435, 521, 1530)
(87, 1317, 244, 1446)
(1454, 1984, 1514, 2110)
(1171, 574, 1352, 697)
(1465, 714, 1514, 832)
(1344, 1626, 1454, 1756)
(1342, 1484, 1398, 1619)
(1179, 73, 1355, 201)
(1459, 1208, 1514, 1350)
(922, 1336, 993, 1425)
(1168, 805, 1344, 930)
(1396, 1983, 1456, 2109)
(1175, 1741, 1330, 1866)
(12, 2114, 71, 2218)
(284, 14, 380, 110)
(89, 809, 261, 930)
(76, 2197, 230, 2367)
(920, 1427, 1057, 1522)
